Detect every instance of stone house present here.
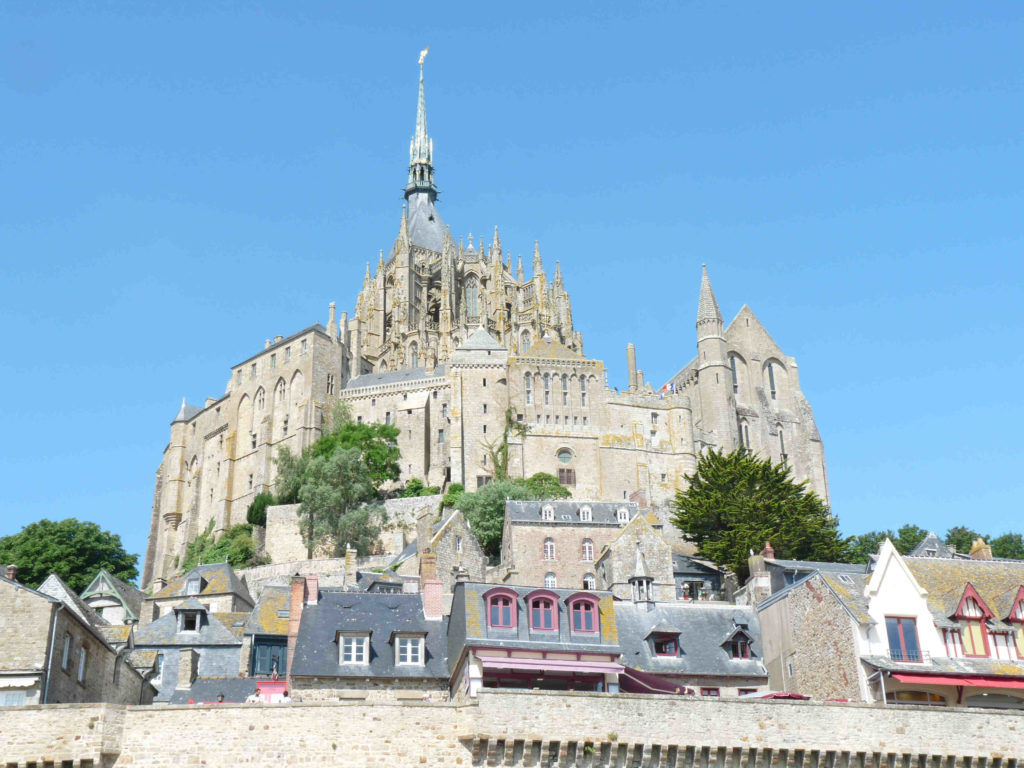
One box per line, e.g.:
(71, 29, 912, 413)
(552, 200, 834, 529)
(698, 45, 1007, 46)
(238, 585, 289, 679)
(392, 507, 488, 595)
(144, 60, 829, 591)
(80, 568, 146, 625)
(755, 539, 1024, 709)
(143, 562, 254, 625)
(132, 598, 247, 702)
(287, 575, 449, 702)
(594, 514, 676, 601)
(0, 568, 153, 706)
(447, 580, 623, 701)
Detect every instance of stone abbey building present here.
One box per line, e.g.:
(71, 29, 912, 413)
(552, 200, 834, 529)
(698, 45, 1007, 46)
(142, 58, 829, 589)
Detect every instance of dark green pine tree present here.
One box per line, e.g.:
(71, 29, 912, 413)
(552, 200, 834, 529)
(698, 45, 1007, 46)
(672, 449, 849, 581)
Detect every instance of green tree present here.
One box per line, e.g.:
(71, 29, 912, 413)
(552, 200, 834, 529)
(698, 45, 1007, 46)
(481, 408, 528, 481)
(945, 526, 983, 556)
(440, 483, 465, 509)
(848, 530, 893, 564)
(309, 404, 400, 487)
(0, 518, 138, 592)
(671, 449, 848, 581)
(518, 472, 571, 500)
(991, 533, 1024, 560)
(400, 478, 442, 498)
(892, 524, 929, 555)
(181, 520, 265, 572)
(246, 492, 275, 527)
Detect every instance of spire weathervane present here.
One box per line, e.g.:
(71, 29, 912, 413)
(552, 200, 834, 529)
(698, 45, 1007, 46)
(406, 46, 437, 202)
(419, 46, 429, 67)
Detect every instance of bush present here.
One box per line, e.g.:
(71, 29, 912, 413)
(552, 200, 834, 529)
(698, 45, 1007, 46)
(440, 483, 465, 509)
(181, 520, 266, 571)
(246, 492, 275, 527)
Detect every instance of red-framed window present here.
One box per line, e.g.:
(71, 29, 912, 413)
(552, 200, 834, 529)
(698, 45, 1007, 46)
(738, 688, 758, 696)
(484, 588, 518, 629)
(885, 616, 923, 662)
(526, 590, 559, 632)
(652, 635, 678, 656)
(700, 687, 720, 697)
(568, 595, 599, 633)
(726, 636, 751, 659)
(1010, 587, 1024, 659)
(955, 587, 992, 658)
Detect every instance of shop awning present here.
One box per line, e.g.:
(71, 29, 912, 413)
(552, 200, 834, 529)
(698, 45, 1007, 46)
(477, 656, 623, 675)
(619, 667, 689, 695)
(892, 673, 1024, 689)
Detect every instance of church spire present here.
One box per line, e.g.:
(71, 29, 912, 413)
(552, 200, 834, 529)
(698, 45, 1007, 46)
(697, 264, 723, 340)
(405, 48, 437, 203)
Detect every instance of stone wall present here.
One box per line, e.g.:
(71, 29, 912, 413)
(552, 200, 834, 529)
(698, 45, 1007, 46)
(291, 676, 447, 703)
(2, 690, 1021, 766)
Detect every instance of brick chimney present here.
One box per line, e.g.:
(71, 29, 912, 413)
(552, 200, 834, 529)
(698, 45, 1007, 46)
(5, 564, 18, 582)
(760, 541, 775, 560)
(422, 579, 443, 620)
(419, 552, 438, 582)
(177, 648, 198, 689)
(969, 538, 993, 561)
(286, 574, 308, 688)
(306, 575, 319, 605)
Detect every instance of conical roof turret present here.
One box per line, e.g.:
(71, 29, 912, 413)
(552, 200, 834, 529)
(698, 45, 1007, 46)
(697, 264, 724, 340)
(405, 48, 436, 202)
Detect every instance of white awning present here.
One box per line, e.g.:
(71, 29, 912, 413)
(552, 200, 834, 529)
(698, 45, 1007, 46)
(0, 676, 40, 688)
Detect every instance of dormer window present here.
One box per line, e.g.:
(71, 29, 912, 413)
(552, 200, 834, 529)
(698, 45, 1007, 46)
(179, 611, 201, 633)
(726, 636, 752, 659)
(569, 595, 599, 633)
(185, 576, 202, 596)
(339, 633, 370, 664)
(579, 505, 592, 522)
(395, 634, 425, 666)
(485, 588, 517, 629)
(528, 593, 558, 631)
(653, 636, 678, 656)
(616, 507, 629, 524)
(542, 505, 554, 521)
(954, 585, 994, 658)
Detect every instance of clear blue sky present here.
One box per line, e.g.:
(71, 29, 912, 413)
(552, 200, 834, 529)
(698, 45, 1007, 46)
(2, 3, 1022, 565)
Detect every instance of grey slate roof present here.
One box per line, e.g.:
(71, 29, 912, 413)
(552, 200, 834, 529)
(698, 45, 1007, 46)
(172, 399, 203, 423)
(406, 192, 446, 253)
(81, 569, 145, 622)
(133, 608, 244, 647)
(458, 326, 505, 351)
(345, 364, 446, 390)
(37, 573, 109, 628)
(166, 677, 260, 705)
(614, 602, 766, 680)
(505, 500, 639, 526)
(906, 532, 963, 560)
(151, 562, 253, 606)
(290, 591, 448, 680)
(767, 559, 869, 574)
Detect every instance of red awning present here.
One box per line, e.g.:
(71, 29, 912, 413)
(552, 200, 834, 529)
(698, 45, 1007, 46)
(892, 673, 1024, 689)
(477, 656, 623, 675)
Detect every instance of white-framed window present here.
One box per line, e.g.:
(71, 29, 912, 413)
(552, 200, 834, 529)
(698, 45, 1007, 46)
(544, 573, 557, 589)
(543, 538, 556, 560)
(186, 577, 201, 595)
(617, 507, 629, 524)
(579, 505, 592, 522)
(180, 611, 200, 632)
(583, 573, 596, 590)
(541, 505, 554, 521)
(582, 539, 594, 562)
(396, 635, 424, 666)
(340, 634, 369, 664)
(61, 633, 72, 670)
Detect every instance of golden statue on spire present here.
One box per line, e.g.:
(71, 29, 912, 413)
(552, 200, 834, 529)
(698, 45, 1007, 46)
(419, 47, 429, 67)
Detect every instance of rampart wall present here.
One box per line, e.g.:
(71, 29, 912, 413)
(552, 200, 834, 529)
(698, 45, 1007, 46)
(0, 691, 1020, 767)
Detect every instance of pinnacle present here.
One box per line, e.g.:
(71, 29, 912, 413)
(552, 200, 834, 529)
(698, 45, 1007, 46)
(697, 264, 723, 325)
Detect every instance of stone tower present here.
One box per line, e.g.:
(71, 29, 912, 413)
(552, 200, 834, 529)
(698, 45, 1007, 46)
(694, 266, 737, 453)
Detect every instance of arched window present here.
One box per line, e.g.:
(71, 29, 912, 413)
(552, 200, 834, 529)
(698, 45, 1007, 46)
(520, 329, 531, 351)
(730, 355, 739, 395)
(581, 539, 594, 562)
(582, 573, 596, 590)
(579, 505, 592, 522)
(524, 373, 532, 404)
(484, 588, 517, 629)
(569, 596, 599, 633)
(465, 277, 479, 320)
(766, 362, 777, 400)
(543, 374, 550, 405)
(580, 375, 587, 407)
(544, 573, 557, 589)
(562, 374, 569, 405)
(255, 387, 265, 410)
(738, 418, 750, 449)
(409, 341, 419, 368)
(543, 538, 556, 560)
(275, 379, 286, 404)
(531, 593, 556, 628)
(778, 425, 787, 463)
(541, 504, 554, 521)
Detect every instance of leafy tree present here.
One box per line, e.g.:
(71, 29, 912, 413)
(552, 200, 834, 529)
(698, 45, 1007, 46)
(945, 526, 983, 556)
(671, 449, 848, 581)
(518, 472, 571, 500)
(0, 518, 138, 592)
(481, 408, 528, 481)
(991, 533, 1024, 560)
(295, 448, 384, 557)
(181, 520, 266, 572)
(400, 478, 442, 498)
(892, 524, 929, 555)
(440, 483, 464, 509)
(246, 492, 275, 527)
(848, 524, 930, 564)
(309, 403, 400, 487)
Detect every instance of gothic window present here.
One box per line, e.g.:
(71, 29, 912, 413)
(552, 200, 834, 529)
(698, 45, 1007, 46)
(730, 355, 739, 395)
(525, 373, 532, 404)
(562, 374, 569, 405)
(543, 538, 556, 560)
(778, 425, 787, 463)
(520, 329, 531, 351)
(582, 539, 594, 561)
(766, 362, 777, 400)
(275, 379, 286, 404)
(543, 374, 550, 405)
(465, 277, 480, 320)
(409, 341, 419, 367)
(580, 375, 588, 407)
(255, 388, 265, 410)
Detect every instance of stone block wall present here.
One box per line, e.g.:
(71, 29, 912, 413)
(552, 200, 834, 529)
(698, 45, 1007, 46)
(291, 676, 447, 703)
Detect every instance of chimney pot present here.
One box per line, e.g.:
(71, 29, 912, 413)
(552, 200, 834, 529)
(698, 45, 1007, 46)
(422, 579, 443, 620)
(6, 564, 18, 582)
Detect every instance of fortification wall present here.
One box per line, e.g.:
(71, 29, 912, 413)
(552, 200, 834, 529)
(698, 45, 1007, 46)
(1, 691, 1020, 767)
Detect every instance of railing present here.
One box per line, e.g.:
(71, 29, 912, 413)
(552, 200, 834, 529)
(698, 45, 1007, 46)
(888, 649, 929, 663)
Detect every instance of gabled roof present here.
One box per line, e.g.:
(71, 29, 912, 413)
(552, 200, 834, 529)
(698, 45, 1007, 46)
(344, 364, 446, 390)
(615, 601, 766, 680)
(97, 624, 133, 647)
(81, 568, 145, 622)
(172, 398, 202, 423)
(244, 586, 290, 636)
(37, 573, 109, 629)
(150, 562, 252, 606)
(505, 500, 637, 526)
(520, 334, 584, 360)
(905, 558, 1024, 620)
(290, 591, 448, 680)
(458, 326, 505, 351)
(758, 569, 873, 626)
(906, 532, 962, 560)
(133, 607, 244, 647)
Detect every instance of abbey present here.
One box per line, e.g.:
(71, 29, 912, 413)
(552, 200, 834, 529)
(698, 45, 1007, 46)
(142, 60, 828, 589)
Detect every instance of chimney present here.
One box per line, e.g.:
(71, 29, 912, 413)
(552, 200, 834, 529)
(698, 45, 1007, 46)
(422, 579, 443, 620)
(637, 369, 645, 390)
(286, 574, 308, 689)
(6, 564, 18, 582)
(454, 566, 470, 584)
(401, 575, 421, 594)
(326, 302, 338, 340)
(969, 538, 993, 561)
(265, 339, 271, 349)
(419, 552, 438, 582)
(626, 343, 637, 392)
(306, 575, 319, 605)
(760, 541, 775, 560)
(344, 546, 358, 586)
(274, 335, 283, 344)
(177, 648, 199, 689)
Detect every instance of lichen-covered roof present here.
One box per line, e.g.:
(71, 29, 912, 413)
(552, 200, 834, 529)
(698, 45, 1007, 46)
(127, 649, 158, 671)
(150, 562, 252, 606)
(37, 573, 109, 628)
(98, 625, 132, 646)
(905, 558, 1024, 619)
(245, 586, 290, 636)
(216, 612, 251, 641)
(134, 607, 244, 647)
(818, 572, 873, 625)
(520, 334, 583, 360)
(862, 654, 1024, 678)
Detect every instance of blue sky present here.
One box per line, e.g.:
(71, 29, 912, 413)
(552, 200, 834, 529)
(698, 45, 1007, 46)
(2, 2, 1022, 564)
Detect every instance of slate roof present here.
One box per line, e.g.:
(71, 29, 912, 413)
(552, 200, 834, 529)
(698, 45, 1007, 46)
(245, 586, 290, 636)
(458, 326, 505, 351)
(520, 334, 584, 360)
(127, 649, 158, 672)
(862, 654, 1024, 679)
(671, 554, 723, 578)
(80, 568, 145, 622)
(615, 602, 767, 681)
(232, 324, 328, 369)
(344, 364, 446, 390)
(904, 557, 1024, 620)
(406, 192, 446, 253)
(906, 532, 962, 560)
(133, 607, 244, 647)
(150, 562, 253, 606)
(505, 500, 638, 526)
(166, 677, 260, 705)
(758, 569, 874, 626)
(290, 591, 448, 680)
(98, 625, 133, 646)
(355, 571, 404, 592)
(172, 399, 203, 423)
(767, 559, 869, 575)
(37, 573, 109, 629)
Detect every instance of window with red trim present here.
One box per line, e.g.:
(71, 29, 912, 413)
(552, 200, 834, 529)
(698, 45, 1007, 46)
(956, 592, 991, 658)
(530, 597, 556, 631)
(726, 637, 751, 659)
(885, 616, 923, 662)
(738, 688, 758, 696)
(570, 599, 598, 633)
(700, 687, 720, 697)
(1011, 589, 1024, 659)
(653, 636, 678, 656)
(485, 589, 518, 630)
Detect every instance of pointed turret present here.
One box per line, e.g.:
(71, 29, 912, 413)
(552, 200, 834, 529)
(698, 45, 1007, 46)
(697, 264, 723, 341)
(694, 265, 737, 451)
(405, 48, 436, 203)
(628, 541, 655, 610)
(553, 260, 563, 287)
(490, 226, 502, 260)
(516, 255, 524, 282)
(532, 240, 543, 276)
